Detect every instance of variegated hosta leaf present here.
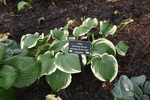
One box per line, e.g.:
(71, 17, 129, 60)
(99, 21, 117, 38)
(37, 51, 57, 76)
(36, 36, 50, 48)
(35, 44, 50, 57)
(112, 75, 134, 98)
(73, 25, 89, 37)
(4, 57, 41, 88)
(91, 38, 116, 57)
(46, 69, 71, 93)
(0, 44, 6, 61)
(82, 18, 98, 29)
(116, 41, 129, 56)
(73, 18, 98, 38)
(50, 40, 68, 52)
(91, 53, 118, 82)
(46, 94, 62, 100)
(21, 32, 39, 49)
(0, 65, 19, 90)
(0, 88, 16, 100)
(63, 20, 75, 30)
(50, 28, 69, 41)
(0, 39, 19, 50)
(55, 44, 86, 73)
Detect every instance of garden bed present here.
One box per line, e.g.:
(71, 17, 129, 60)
(0, 0, 150, 100)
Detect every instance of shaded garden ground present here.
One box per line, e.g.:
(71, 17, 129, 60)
(0, 0, 150, 99)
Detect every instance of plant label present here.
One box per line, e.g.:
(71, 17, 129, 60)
(68, 40, 91, 55)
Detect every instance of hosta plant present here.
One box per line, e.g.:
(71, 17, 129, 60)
(112, 75, 150, 100)
(20, 17, 129, 92)
(0, 39, 41, 99)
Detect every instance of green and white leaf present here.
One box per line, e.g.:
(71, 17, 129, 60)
(55, 44, 86, 73)
(112, 75, 134, 98)
(21, 32, 39, 49)
(46, 69, 71, 93)
(46, 94, 61, 100)
(36, 33, 51, 47)
(91, 38, 116, 57)
(116, 41, 129, 56)
(144, 81, 150, 94)
(130, 75, 146, 86)
(37, 51, 57, 76)
(91, 53, 118, 82)
(35, 44, 50, 57)
(50, 40, 68, 52)
(50, 28, 69, 41)
(0, 65, 19, 90)
(99, 21, 117, 38)
(63, 20, 75, 30)
(0, 44, 6, 61)
(73, 25, 90, 38)
(82, 18, 98, 29)
(0, 88, 16, 100)
(4, 57, 41, 88)
(18, 1, 29, 12)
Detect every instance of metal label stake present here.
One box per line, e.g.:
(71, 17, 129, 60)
(68, 40, 91, 92)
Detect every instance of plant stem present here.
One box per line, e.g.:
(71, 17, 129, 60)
(91, 33, 95, 41)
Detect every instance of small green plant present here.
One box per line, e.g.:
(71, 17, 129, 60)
(0, 37, 41, 99)
(117, 18, 134, 29)
(112, 75, 150, 100)
(18, 0, 33, 12)
(19, 17, 129, 92)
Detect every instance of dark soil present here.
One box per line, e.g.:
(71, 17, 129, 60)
(0, 0, 150, 100)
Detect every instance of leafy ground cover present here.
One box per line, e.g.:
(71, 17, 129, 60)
(0, 0, 150, 100)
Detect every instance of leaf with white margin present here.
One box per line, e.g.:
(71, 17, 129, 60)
(82, 18, 98, 29)
(21, 32, 39, 49)
(37, 51, 57, 76)
(130, 75, 146, 86)
(144, 81, 150, 94)
(73, 25, 90, 37)
(36, 33, 51, 48)
(99, 21, 117, 38)
(112, 75, 134, 98)
(116, 41, 129, 56)
(91, 53, 118, 82)
(46, 69, 71, 93)
(50, 40, 68, 52)
(91, 38, 116, 57)
(0, 44, 6, 61)
(0, 65, 19, 90)
(46, 94, 62, 100)
(63, 20, 75, 30)
(55, 43, 86, 73)
(50, 28, 69, 41)
(4, 56, 41, 88)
